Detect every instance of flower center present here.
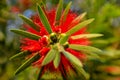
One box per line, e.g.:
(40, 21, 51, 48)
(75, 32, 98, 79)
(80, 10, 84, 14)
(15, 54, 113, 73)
(49, 32, 69, 48)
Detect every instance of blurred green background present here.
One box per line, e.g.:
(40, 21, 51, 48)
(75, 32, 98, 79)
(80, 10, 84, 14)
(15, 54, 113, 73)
(0, 0, 120, 80)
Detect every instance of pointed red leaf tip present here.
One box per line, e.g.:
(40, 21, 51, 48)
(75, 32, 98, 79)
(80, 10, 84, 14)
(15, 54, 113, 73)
(13, 0, 97, 79)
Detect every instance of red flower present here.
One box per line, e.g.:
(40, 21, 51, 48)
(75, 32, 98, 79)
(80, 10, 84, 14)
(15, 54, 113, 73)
(20, 9, 89, 76)
(11, 1, 98, 79)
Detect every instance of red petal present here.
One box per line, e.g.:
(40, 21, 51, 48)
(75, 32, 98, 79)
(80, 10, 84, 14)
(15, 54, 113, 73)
(69, 37, 90, 45)
(21, 38, 42, 52)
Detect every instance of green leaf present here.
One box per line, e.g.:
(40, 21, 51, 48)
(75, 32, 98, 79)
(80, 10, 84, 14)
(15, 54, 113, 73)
(67, 12, 87, 31)
(37, 4, 52, 34)
(39, 0, 46, 8)
(53, 51, 61, 68)
(34, 0, 46, 9)
(73, 64, 90, 80)
(59, 34, 69, 45)
(69, 44, 102, 54)
(42, 48, 56, 66)
(9, 51, 29, 60)
(15, 53, 40, 75)
(66, 18, 94, 36)
(10, 29, 41, 40)
(55, 0, 63, 25)
(37, 66, 44, 80)
(60, 64, 67, 80)
(68, 12, 87, 27)
(19, 14, 40, 31)
(0, 31, 4, 41)
(61, 1, 72, 23)
(71, 34, 103, 39)
(62, 48, 83, 67)
(74, 12, 87, 21)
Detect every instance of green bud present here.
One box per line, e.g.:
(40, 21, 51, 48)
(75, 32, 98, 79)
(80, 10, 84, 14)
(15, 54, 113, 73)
(50, 33, 58, 43)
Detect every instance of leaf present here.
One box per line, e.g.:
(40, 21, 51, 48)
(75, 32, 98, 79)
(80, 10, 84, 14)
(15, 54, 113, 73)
(71, 34, 103, 39)
(55, 0, 63, 25)
(0, 31, 4, 41)
(37, 66, 45, 80)
(73, 64, 90, 80)
(39, 0, 46, 9)
(15, 53, 40, 75)
(34, 0, 46, 9)
(53, 51, 61, 68)
(68, 12, 87, 29)
(61, 48, 83, 67)
(42, 48, 56, 66)
(60, 63, 67, 80)
(9, 51, 29, 60)
(66, 18, 94, 36)
(10, 29, 41, 40)
(73, 12, 87, 22)
(59, 34, 69, 45)
(19, 14, 40, 31)
(69, 44, 102, 54)
(37, 4, 52, 34)
(60, 1, 72, 23)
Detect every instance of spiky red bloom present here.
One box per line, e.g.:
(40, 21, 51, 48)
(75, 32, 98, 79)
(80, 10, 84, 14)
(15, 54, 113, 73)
(21, 9, 90, 75)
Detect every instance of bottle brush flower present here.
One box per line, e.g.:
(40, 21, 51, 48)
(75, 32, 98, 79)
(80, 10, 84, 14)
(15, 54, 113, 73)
(10, 0, 103, 79)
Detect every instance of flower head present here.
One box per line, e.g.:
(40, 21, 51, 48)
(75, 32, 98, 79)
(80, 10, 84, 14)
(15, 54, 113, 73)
(10, 0, 102, 79)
